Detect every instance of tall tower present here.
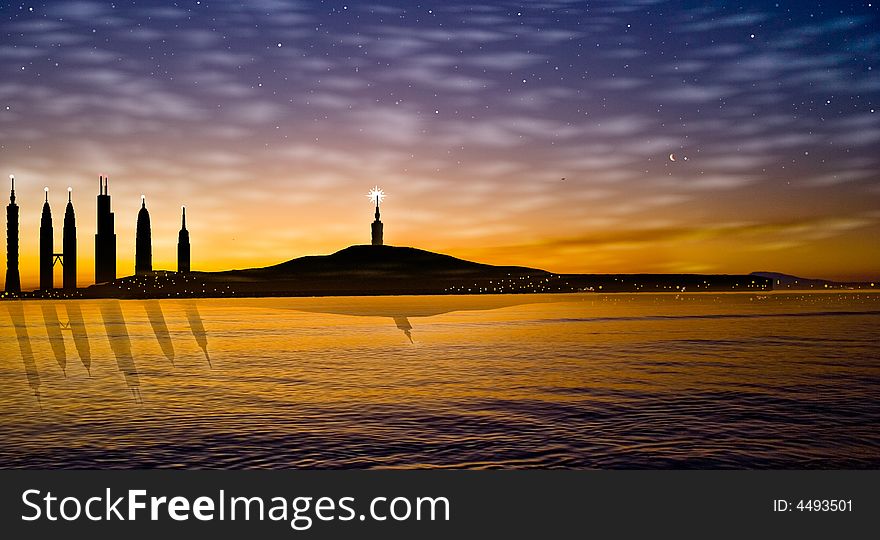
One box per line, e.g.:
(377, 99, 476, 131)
(371, 203, 384, 246)
(63, 187, 77, 290)
(368, 186, 385, 246)
(95, 176, 116, 283)
(5, 174, 21, 294)
(178, 206, 190, 273)
(40, 187, 53, 290)
(135, 195, 152, 274)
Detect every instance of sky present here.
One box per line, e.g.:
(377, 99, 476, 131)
(1, 0, 878, 289)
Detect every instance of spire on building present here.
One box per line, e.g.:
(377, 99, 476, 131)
(95, 175, 116, 284)
(178, 205, 191, 273)
(63, 187, 77, 291)
(40, 188, 54, 290)
(5, 174, 21, 294)
(135, 195, 152, 274)
(368, 186, 385, 246)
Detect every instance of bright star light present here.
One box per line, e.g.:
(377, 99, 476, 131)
(367, 186, 385, 205)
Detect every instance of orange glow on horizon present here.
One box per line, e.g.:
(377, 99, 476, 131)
(4, 169, 879, 290)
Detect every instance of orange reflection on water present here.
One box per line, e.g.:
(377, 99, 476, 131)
(0, 292, 878, 468)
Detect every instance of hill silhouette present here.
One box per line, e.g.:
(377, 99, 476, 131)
(199, 245, 552, 296)
(750, 272, 874, 290)
(241, 245, 545, 277)
(72, 245, 787, 299)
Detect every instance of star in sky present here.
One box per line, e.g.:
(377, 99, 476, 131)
(0, 1, 878, 285)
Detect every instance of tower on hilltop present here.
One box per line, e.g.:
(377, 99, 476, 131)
(368, 186, 385, 246)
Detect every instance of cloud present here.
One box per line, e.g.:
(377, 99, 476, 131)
(597, 77, 648, 90)
(350, 106, 423, 145)
(652, 84, 735, 103)
(486, 215, 878, 254)
(1, 0, 877, 281)
(464, 52, 546, 70)
(382, 62, 492, 91)
(683, 12, 768, 32)
(0, 46, 44, 60)
(228, 102, 285, 124)
(806, 170, 877, 187)
(45, 1, 109, 20)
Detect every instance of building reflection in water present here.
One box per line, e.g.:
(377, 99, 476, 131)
(98, 300, 141, 403)
(392, 316, 413, 343)
(3, 300, 217, 405)
(262, 295, 563, 343)
(40, 303, 67, 376)
(64, 302, 92, 375)
(184, 301, 210, 367)
(6, 302, 41, 406)
(144, 300, 175, 365)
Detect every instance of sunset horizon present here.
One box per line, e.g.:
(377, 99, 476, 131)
(2, 1, 878, 288)
(1, 3, 879, 530)
(2, 173, 879, 290)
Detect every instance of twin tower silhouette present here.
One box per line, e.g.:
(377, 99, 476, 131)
(4, 175, 190, 293)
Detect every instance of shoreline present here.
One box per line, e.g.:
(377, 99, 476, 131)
(3, 287, 879, 302)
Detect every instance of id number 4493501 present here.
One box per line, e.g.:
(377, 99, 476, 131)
(773, 499, 852, 512)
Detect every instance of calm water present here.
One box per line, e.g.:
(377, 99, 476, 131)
(1, 293, 878, 469)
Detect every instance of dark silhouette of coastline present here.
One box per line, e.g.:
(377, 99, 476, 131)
(9, 245, 878, 302)
(750, 272, 877, 290)
(68, 244, 779, 299)
(2, 175, 873, 301)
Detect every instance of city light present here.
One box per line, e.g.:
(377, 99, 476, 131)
(367, 186, 385, 206)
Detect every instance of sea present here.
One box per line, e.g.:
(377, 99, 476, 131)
(1, 292, 878, 469)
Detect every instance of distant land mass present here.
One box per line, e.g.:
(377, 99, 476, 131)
(82, 245, 776, 299)
(5, 245, 876, 300)
(750, 272, 877, 291)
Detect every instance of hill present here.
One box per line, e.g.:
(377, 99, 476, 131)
(194, 245, 556, 296)
(72, 245, 784, 299)
(230, 245, 544, 278)
(751, 272, 876, 290)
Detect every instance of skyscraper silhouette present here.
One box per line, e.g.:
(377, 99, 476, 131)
(135, 195, 152, 274)
(40, 188, 54, 290)
(63, 187, 77, 290)
(5, 175, 21, 294)
(95, 176, 116, 284)
(178, 206, 190, 273)
(371, 200, 384, 246)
